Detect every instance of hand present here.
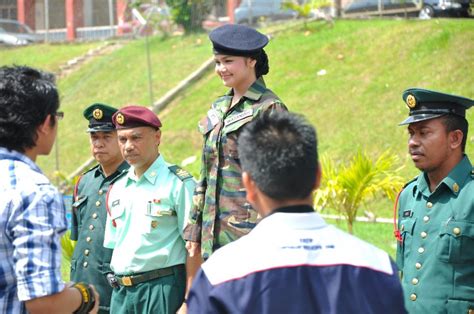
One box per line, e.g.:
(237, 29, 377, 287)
(185, 241, 200, 257)
(176, 302, 187, 314)
(88, 284, 100, 313)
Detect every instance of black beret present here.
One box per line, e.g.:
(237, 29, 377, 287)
(83, 103, 118, 132)
(209, 24, 268, 56)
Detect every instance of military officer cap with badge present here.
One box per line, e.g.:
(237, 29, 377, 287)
(399, 88, 474, 125)
(83, 103, 118, 132)
(112, 105, 162, 130)
(209, 24, 269, 56)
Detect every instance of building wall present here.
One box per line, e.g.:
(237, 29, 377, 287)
(0, 0, 17, 20)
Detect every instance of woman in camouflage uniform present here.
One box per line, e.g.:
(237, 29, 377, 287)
(183, 24, 287, 261)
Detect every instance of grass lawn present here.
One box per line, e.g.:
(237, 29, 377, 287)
(0, 42, 99, 73)
(326, 218, 397, 258)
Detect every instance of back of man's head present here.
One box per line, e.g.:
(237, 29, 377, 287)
(0, 65, 59, 153)
(238, 111, 318, 200)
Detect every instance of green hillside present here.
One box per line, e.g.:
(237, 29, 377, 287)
(161, 19, 474, 178)
(1, 18, 473, 185)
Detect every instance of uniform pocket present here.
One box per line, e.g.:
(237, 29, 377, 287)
(446, 298, 474, 314)
(400, 218, 416, 262)
(437, 220, 474, 263)
(145, 200, 176, 233)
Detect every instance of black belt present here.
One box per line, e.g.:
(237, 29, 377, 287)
(115, 265, 182, 287)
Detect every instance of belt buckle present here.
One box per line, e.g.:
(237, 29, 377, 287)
(122, 276, 133, 286)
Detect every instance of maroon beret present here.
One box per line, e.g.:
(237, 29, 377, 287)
(112, 105, 162, 129)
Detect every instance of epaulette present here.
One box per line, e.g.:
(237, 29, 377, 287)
(82, 163, 100, 175)
(403, 176, 418, 189)
(168, 165, 193, 181)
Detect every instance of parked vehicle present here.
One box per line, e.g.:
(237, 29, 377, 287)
(419, 0, 471, 18)
(343, 0, 471, 18)
(234, 0, 298, 24)
(0, 19, 40, 45)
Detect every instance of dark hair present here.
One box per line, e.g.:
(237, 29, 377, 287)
(0, 65, 59, 152)
(238, 111, 318, 200)
(441, 114, 469, 152)
(250, 49, 269, 78)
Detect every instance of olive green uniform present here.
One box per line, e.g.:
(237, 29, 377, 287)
(396, 155, 474, 313)
(70, 161, 129, 313)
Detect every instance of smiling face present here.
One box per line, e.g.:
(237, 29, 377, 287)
(89, 131, 122, 167)
(214, 54, 257, 91)
(117, 126, 161, 177)
(407, 117, 460, 174)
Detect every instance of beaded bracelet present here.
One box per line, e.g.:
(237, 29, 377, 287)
(72, 282, 96, 314)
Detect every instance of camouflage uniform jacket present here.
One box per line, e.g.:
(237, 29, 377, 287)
(183, 78, 287, 259)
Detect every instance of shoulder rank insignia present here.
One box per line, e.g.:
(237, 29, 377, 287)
(403, 176, 418, 189)
(168, 165, 193, 181)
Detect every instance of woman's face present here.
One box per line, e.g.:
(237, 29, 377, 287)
(214, 54, 256, 90)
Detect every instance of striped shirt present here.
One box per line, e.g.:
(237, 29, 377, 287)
(0, 148, 66, 314)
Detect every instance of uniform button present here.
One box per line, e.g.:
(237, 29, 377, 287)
(453, 227, 461, 235)
(423, 216, 430, 223)
(98, 189, 104, 195)
(92, 213, 98, 219)
(415, 262, 422, 269)
(410, 293, 417, 301)
(426, 202, 433, 208)
(89, 224, 94, 230)
(95, 201, 101, 207)
(401, 224, 405, 231)
(84, 249, 90, 256)
(86, 237, 92, 243)
(411, 278, 419, 285)
(418, 247, 425, 254)
(452, 183, 459, 193)
(83, 261, 88, 268)
(420, 231, 427, 238)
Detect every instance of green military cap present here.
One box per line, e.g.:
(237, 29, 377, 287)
(83, 103, 118, 132)
(399, 88, 474, 125)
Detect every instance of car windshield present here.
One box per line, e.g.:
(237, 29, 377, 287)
(0, 21, 31, 34)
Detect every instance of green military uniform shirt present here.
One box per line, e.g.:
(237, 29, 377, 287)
(396, 155, 474, 313)
(104, 155, 195, 275)
(183, 78, 287, 259)
(70, 161, 129, 313)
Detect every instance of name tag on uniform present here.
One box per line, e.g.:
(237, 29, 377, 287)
(208, 109, 221, 127)
(224, 109, 253, 126)
(112, 199, 120, 207)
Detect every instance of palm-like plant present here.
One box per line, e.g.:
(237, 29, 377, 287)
(283, 0, 333, 29)
(314, 151, 404, 234)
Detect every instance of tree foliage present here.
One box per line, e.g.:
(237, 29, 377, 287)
(314, 151, 404, 234)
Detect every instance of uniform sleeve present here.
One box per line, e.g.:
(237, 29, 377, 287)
(69, 176, 83, 241)
(176, 178, 196, 238)
(183, 169, 206, 242)
(395, 191, 406, 274)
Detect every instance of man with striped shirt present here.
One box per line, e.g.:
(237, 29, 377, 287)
(0, 65, 98, 313)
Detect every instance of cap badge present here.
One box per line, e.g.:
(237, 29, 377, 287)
(93, 109, 103, 120)
(406, 94, 417, 108)
(116, 113, 125, 125)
